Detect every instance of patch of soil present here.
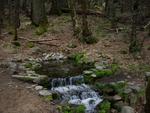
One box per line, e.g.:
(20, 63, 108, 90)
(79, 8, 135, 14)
(0, 67, 58, 113)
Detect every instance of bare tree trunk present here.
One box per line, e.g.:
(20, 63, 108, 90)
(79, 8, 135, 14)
(80, 0, 92, 37)
(145, 79, 150, 113)
(0, 0, 4, 37)
(129, 0, 141, 53)
(31, 0, 47, 26)
(50, 0, 61, 15)
(9, 0, 20, 41)
(69, 0, 80, 37)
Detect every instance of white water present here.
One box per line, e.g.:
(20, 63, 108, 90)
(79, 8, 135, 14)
(51, 76, 103, 113)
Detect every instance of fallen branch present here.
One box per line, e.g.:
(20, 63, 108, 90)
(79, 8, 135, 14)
(61, 8, 105, 17)
(19, 37, 59, 42)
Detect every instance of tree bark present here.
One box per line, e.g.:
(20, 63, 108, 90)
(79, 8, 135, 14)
(80, 0, 92, 37)
(9, 0, 20, 41)
(0, 0, 4, 36)
(50, 0, 61, 15)
(129, 0, 141, 53)
(31, 0, 47, 26)
(145, 79, 150, 113)
(69, 0, 80, 36)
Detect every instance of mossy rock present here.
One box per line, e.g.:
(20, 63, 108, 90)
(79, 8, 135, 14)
(35, 25, 48, 35)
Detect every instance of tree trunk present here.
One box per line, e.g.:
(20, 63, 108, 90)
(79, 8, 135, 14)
(0, 0, 4, 36)
(69, 0, 80, 36)
(31, 0, 47, 26)
(129, 0, 141, 53)
(9, 0, 20, 41)
(145, 79, 150, 113)
(80, 0, 92, 37)
(50, 0, 61, 15)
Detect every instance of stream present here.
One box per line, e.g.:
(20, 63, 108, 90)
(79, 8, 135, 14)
(51, 75, 103, 113)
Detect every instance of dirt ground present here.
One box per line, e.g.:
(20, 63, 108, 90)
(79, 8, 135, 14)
(0, 15, 149, 113)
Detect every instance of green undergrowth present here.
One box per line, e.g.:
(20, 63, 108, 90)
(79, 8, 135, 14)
(58, 105, 85, 113)
(98, 100, 111, 113)
(95, 82, 127, 95)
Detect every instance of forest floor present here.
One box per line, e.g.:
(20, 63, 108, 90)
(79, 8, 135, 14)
(0, 14, 150, 113)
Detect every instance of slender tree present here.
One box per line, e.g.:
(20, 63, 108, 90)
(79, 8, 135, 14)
(129, 0, 141, 53)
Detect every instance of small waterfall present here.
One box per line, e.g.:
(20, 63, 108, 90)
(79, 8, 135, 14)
(51, 75, 102, 113)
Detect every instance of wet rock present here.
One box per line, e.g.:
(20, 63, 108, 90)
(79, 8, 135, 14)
(121, 106, 134, 113)
(39, 90, 52, 96)
(35, 85, 43, 90)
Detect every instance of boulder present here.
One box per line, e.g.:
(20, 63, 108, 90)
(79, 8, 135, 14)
(35, 85, 43, 90)
(121, 106, 134, 113)
(39, 90, 52, 96)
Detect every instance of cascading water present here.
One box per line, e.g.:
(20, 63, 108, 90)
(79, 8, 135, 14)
(51, 75, 103, 113)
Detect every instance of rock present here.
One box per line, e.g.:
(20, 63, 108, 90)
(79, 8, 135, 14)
(83, 70, 93, 75)
(121, 106, 134, 113)
(114, 101, 126, 111)
(129, 85, 141, 93)
(35, 85, 43, 90)
(39, 90, 52, 96)
(31, 47, 41, 54)
(124, 88, 132, 94)
(90, 74, 97, 78)
(95, 65, 104, 70)
(113, 95, 122, 101)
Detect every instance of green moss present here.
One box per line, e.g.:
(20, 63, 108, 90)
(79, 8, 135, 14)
(95, 82, 126, 95)
(61, 105, 85, 113)
(27, 42, 34, 48)
(52, 93, 60, 100)
(69, 52, 88, 66)
(35, 25, 48, 35)
(43, 95, 53, 101)
(98, 101, 111, 113)
(39, 78, 51, 88)
(94, 69, 113, 78)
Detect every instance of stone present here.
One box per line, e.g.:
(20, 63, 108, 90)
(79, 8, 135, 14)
(124, 88, 132, 94)
(35, 85, 43, 90)
(39, 90, 52, 96)
(113, 95, 122, 101)
(31, 47, 41, 54)
(114, 101, 125, 111)
(83, 70, 93, 75)
(129, 85, 141, 93)
(90, 74, 97, 78)
(121, 106, 134, 113)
